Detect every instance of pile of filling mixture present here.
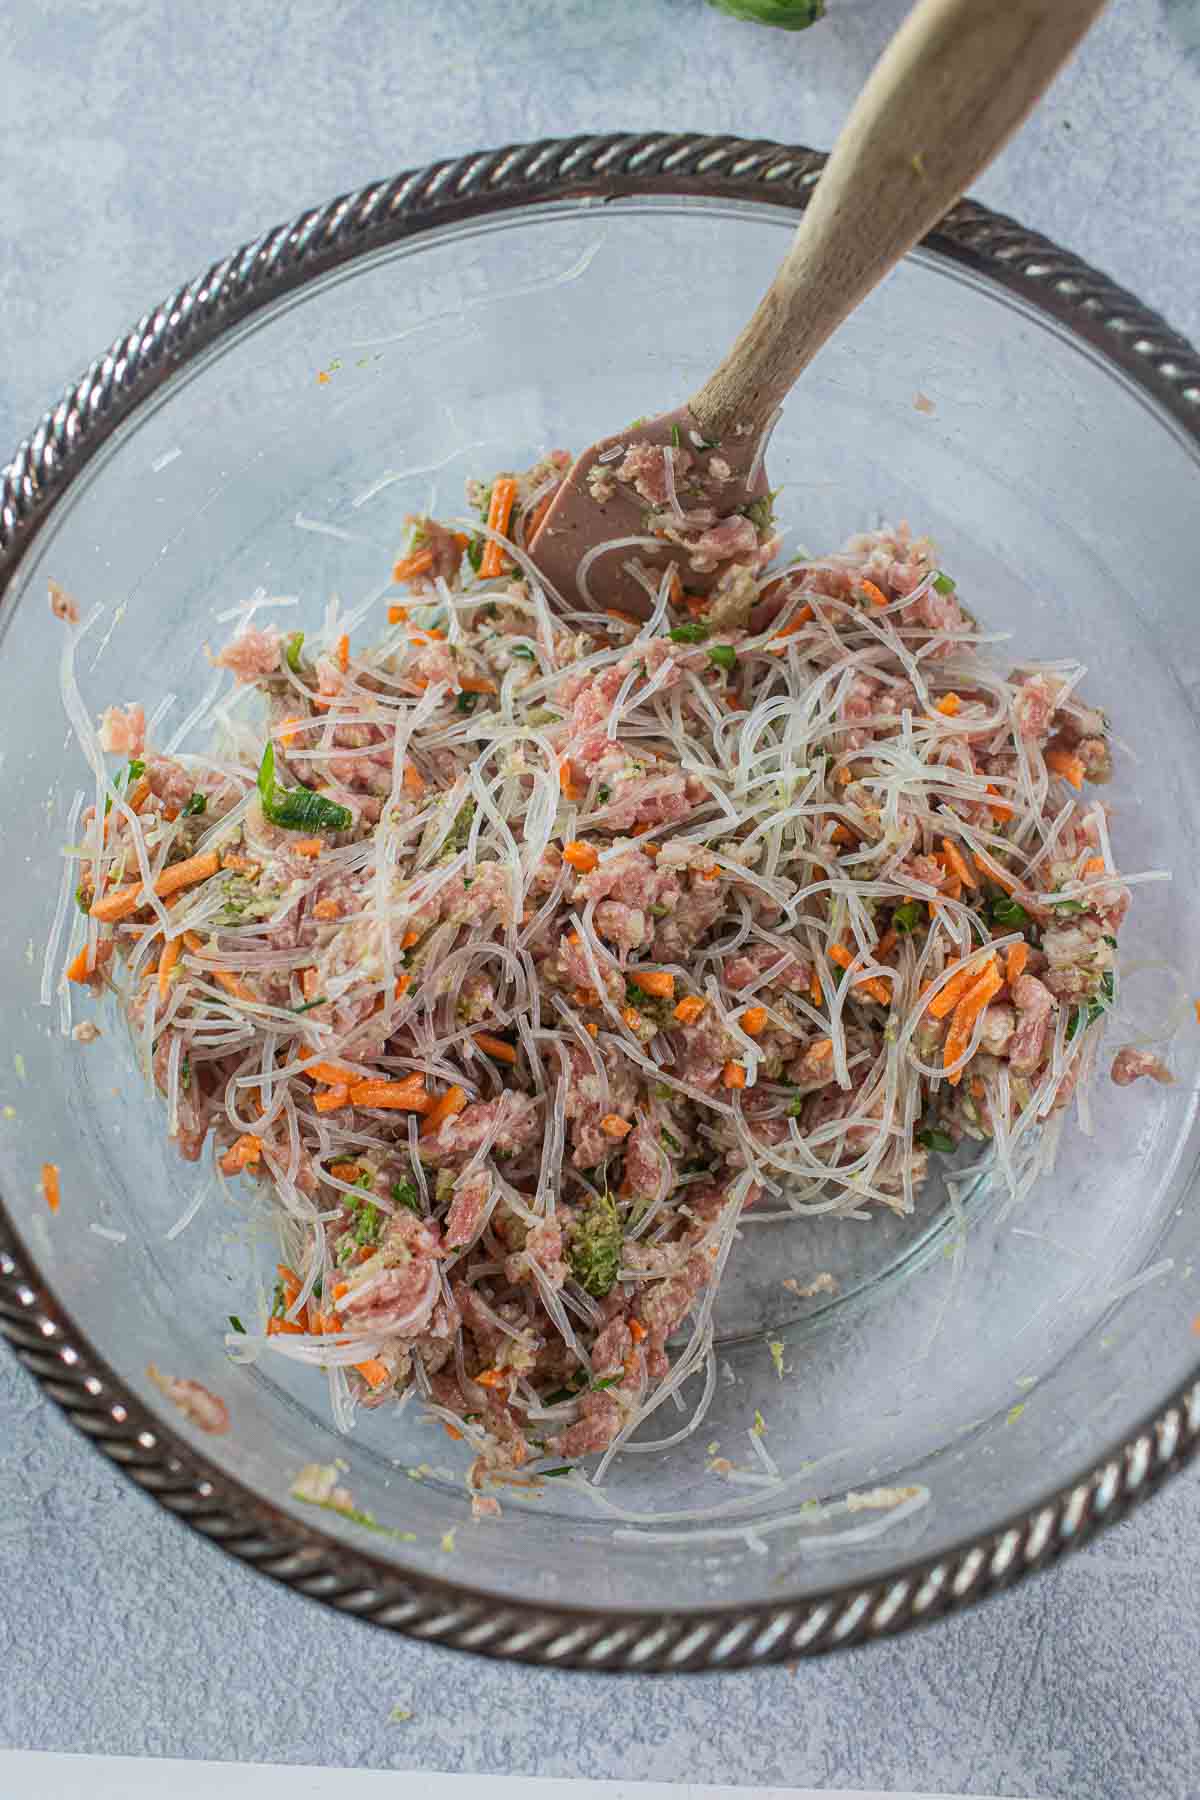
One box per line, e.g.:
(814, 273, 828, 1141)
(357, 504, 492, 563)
(56, 440, 1161, 1481)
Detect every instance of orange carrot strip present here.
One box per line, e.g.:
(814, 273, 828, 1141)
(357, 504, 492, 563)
(860, 578, 889, 608)
(157, 935, 182, 1001)
(267, 1316, 305, 1337)
(473, 1033, 518, 1065)
(313, 1085, 351, 1114)
(293, 838, 324, 859)
(458, 674, 497, 696)
(1082, 856, 1105, 877)
(421, 1083, 469, 1137)
(89, 848, 221, 923)
(875, 927, 898, 961)
(829, 823, 856, 846)
(401, 930, 420, 949)
(354, 1358, 392, 1390)
(941, 837, 978, 889)
(986, 782, 1014, 822)
(41, 1162, 60, 1214)
(809, 967, 823, 1006)
(562, 840, 598, 874)
(722, 1061, 747, 1090)
(944, 961, 1005, 1086)
(402, 762, 425, 797)
(312, 897, 340, 922)
(928, 954, 997, 1020)
(336, 633, 349, 673)
(527, 489, 557, 542)
(220, 1134, 262, 1175)
(809, 1038, 834, 1062)
(387, 603, 410, 625)
(1006, 942, 1029, 985)
(66, 944, 94, 985)
(221, 853, 260, 875)
(1045, 747, 1085, 790)
(741, 1006, 768, 1037)
(600, 1114, 632, 1139)
(392, 549, 434, 584)
(828, 943, 854, 971)
(348, 1079, 433, 1113)
(478, 477, 518, 580)
(673, 995, 706, 1025)
(329, 1162, 361, 1182)
(585, 1021, 598, 1038)
(631, 970, 675, 1000)
(475, 1368, 511, 1391)
(934, 692, 962, 717)
(558, 756, 584, 802)
(394, 974, 410, 999)
(621, 1006, 642, 1030)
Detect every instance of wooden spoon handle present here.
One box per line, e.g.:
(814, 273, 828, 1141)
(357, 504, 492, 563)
(690, 0, 1107, 441)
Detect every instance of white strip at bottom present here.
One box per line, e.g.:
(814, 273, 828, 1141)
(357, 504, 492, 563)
(0, 1751, 1041, 1800)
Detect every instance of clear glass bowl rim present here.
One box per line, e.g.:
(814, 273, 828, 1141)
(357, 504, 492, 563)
(2, 131, 1199, 1673)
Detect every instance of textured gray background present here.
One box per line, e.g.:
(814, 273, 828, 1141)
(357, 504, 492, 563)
(2, 0, 1199, 1794)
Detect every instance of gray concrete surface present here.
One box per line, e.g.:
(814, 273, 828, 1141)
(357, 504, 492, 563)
(1, 1, 1197, 1793)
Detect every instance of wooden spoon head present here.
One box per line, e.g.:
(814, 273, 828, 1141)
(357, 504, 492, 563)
(527, 404, 771, 619)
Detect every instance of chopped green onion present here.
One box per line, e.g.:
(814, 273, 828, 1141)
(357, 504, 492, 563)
(917, 1128, 956, 1152)
(932, 571, 956, 595)
(510, 644, 536, 660)
(707, 644, 737, 672)
(257, 741, 352, 834)
(182, 792, 207, 817)
(285, 631, 305, 673)
(456, 692, 478, 715)
(293, 996, 328, 1014)
(990, 895, 1030, 928)
(391, 1180, 421, 1214)
(669, 622, 709, 644)
(670, 424, 681, 448)
(892, 900, 923, 934)
(228, 1315, 245, 1334)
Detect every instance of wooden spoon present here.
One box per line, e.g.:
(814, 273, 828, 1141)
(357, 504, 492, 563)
(528, 0, 1107, 616)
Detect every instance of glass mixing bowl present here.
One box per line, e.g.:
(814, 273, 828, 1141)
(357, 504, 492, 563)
(2, 135, 1199, 1672)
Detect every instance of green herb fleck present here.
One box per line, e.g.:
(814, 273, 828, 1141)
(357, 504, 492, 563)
(566, 1188, 623, 1298)
(917, 1128, 956, 1153)
(768, 1339, 785, 1380)
(257, 741, 352, 834)
(293, 996, 329, 1014)
(182, 791, 207, 817)
(228, 1315, 245, 1334)
(446, 798, 476, 853)
(1066, 969, 1115, 1042)
(743, 493, 775, 534)
(786, 1094, 805, 1118)
(1006, 1402, 1026, 1426)
(669, 621, 709, 644)
(670, 424, 681, 448)
(932, 571, 957, 595)
(456, 691, 478, 716)
(1051, 898, 1089, 915)
(540, 1465, 575, 1478)
(510, 643, 536, 660)
(661, 1128, 682, 1153)
(285, 631, 305, 673)
(391, 1180, 421, 1214)
(597, 785, 611, 804)
(990, 895, 1030, 929)
(707, 644, 737, 672)
(892, 900, 923, 934)
(592, 1374, 623, 1391)
(75, 882, 91, 915)
(104, 759, 146, 815)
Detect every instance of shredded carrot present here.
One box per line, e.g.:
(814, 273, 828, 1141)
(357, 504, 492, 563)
(313, 1085, 350, 1114)
(267, 1316, 305, 1337)
(941, 837, 977, 889)
(1045, 746, 1085, 790)
(335, 633, 349, 673)
(829, 822, 856, 846)
(810, 967, 823, 1006)
(475, 1368, 511, 1391)
(944, 960, 1005, 1085)
(934, 692, 962, 717)
(640, 842, 659, 859)
(572, 985, 598, 1007)
(722, 1061, 747, 1090)
(329, 1162, 361, 1182)
(527, 489, 557, 542)
(66, 944, 94, 985)
(305, 1064, 363, 1099)
(458, 674, 498, 697)
(628, 1317, 648, 1343)
(332, 1282, 349, 1301)
(741, 1006, 768, 1037)
(421, 1083, 469, 1137)
(220, 853, 259, 875)
(41, 1162, 60, 1214)
(89, 848, 221, 923)
(828, 943, 854, 971)
(394, 973, 410, 999)
(387, 603, 410, 625)
(392, 549, 434, 584)
(558, 756, 584, 803)
(698, 865, 721, 881)
(1195, 999, 1200, 1027)
(402, 762, 424, 797)
(860, 578, 889, 608)
(478, 476, 518, 580)
(631, 970, 675, 1000)
(157, 935, 181, 1001)
(401, 929, 420, 949)
(277, 1263, 302, 1302)
(1006, 942, 1029, 986)
(1082, 856, 1105, 877)
(986, 782, 1014, 822)
(354, 1358, 392, 1390)
(604, 608, 641, 629)
(220, 1134, 262, 1176)
(312, 897, 340, 922)
(835, 765, 853, 787)
(600, 1114, 632, 1139)
(809, 1038, 834, 1062)
(875, 927, 898, 962)
(928, 954, 996, 1020)
(673, 995, 706, 1025)
(585, 1021, 598, 1038)
(293, 837, 324, 859)
(473, 1033, 518, 1065)
(349, 1078, 432, 1113)
(278, 716, 303, 749)
(621, 1006, 642, 1031)
(768, 606, 813, 650)
(562, 840, 598, 874)
(212, 967, 256, 1004)
(441, 1420, 464, 1441)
